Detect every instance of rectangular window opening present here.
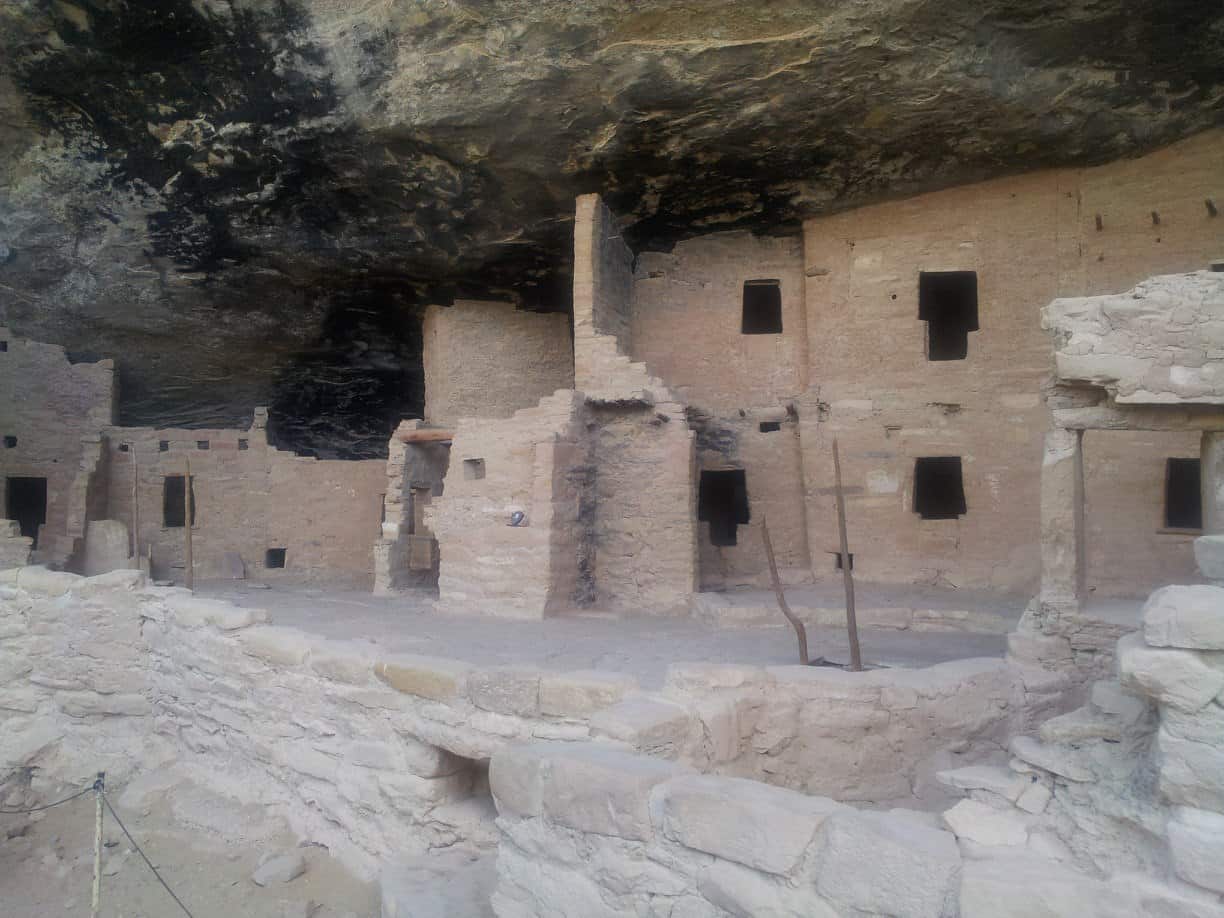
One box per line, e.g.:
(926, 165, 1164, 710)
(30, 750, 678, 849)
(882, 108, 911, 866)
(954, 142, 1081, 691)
(830, 551, 854, 571)
(914, 457, 966, 520)
(3, 436, 16, 448)
(463, 458, 486, 481)
(759, 421, 781, 433)
(265, 548, 286, 569)
(919, 271, 978, 361)
(159, 440, 169, 452)
(117, 443, 129, 453)
(162, 475, 196, 528)
(5, 476, 47, 548)
(0, 341, 7, 352)
(238, 439, 249, 451)
(1165, 458, 1202, 530)
(197, 440, 210, 450)
(697, 469, 751, 546)
(741, 280, 783, 335)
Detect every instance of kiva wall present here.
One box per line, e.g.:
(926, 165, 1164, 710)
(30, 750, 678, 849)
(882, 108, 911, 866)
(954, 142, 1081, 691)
(422, 301, 573, 426)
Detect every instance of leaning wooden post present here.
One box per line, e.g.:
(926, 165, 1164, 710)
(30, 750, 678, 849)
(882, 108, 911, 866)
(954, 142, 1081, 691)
(761, 513, 809, 665)
(832, 439, 863, 671)
(183, 455, 194, 590)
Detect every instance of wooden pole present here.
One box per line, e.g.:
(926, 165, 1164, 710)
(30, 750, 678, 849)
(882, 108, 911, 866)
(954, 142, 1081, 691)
(183, 456, 194, 590)
(832, 439, 863, 671)
(90, 772, 104, 918)
(761, 513, 809, 665)
(130, 445, 139, 564)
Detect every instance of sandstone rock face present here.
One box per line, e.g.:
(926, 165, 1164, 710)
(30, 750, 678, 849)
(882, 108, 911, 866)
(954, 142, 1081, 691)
(2, 2, 1222, 450)
(1043, 271, 1224, 405)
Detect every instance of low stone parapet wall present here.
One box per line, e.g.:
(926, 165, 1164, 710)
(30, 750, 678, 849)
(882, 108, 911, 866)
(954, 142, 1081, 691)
(1, 564, 1072, 877)
(488, 738, 1224, 918)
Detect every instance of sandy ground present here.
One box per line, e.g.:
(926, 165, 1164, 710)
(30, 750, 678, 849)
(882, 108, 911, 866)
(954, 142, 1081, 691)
(0, 779, 379, 918)
(198, 581, 1017, 687)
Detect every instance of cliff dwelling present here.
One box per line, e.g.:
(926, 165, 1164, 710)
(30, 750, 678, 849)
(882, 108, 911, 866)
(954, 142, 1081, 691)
(3, 3, 1224, 917)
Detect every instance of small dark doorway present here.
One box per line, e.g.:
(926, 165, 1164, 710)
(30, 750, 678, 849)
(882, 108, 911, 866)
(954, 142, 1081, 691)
(698, 469, 751, 546)
(1165, 458, 1202, 530)
(265, 548, 287, 569)
(914, 457, 967, 520)
(919, 271, 979, 360)
(163, 475, 196, 528)
(6, 477, 47, 547)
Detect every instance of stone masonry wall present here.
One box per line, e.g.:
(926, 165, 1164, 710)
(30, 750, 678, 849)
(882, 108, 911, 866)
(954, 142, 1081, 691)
(801, 130, 1224, 597)
(0, 566, 1064, 880)
(422, 300, 574, 427)
(489, 736, 1223, 918)
(103, 417, 384, 585)
(632, 231, 807, 413)
(0, 328, 115, 565)
(1085, 429, 1203, 596)
(573, 193, 634, 388)
(429, 391, 587, 617)
(590, 406, 698, 614)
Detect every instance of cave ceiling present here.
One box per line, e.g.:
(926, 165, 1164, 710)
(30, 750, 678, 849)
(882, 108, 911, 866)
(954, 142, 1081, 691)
(1, 0, 1221, 456)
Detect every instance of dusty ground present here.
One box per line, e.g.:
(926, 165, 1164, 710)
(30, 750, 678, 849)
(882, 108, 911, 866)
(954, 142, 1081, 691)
(0, 778, 380, 918)
(199, 580, 1020, 687)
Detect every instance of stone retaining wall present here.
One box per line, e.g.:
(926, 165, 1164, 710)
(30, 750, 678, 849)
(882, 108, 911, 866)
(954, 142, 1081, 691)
(1, 564, 1068, 877)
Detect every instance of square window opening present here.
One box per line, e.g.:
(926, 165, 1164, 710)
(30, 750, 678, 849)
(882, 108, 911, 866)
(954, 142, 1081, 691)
(759, 421, 781, 433)
(698, 469, 751, 546)
(265, 548, 286, 569)
(238, 439, 249, 451)
(463, 458, 486, 481)
(159, 440, 169, 452)
(197, 440, 210, 450)
(919, 271, 978, 361)
(163, 475, 196, 528)
(741, 280, 783, 335)
(914, 457, 966, 520)
(118, 443, 129, 453)
(5, 476, 47, 548)
(1165, 458, 1202, 530)
(3, 436, 16, 448)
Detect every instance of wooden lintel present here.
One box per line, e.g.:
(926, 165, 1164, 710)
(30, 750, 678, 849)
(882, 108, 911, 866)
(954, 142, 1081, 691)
(395, 428, 455, 443)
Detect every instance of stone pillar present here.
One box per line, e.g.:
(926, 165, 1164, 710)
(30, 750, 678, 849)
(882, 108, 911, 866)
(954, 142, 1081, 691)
(1039, 428, 1085, 611)
(1200, 431, 1224, 536)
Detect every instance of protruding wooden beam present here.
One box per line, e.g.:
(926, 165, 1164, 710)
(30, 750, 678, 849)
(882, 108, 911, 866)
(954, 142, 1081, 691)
(395, 429, 455, 444)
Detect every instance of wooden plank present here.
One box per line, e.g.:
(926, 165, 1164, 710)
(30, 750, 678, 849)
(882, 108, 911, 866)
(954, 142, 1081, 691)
(395, 429, 455, 443)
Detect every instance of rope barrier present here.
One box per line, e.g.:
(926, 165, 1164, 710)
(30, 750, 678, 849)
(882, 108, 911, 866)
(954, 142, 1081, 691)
(0, 785, 92, 814)
(101, 792, 196, 918)
(0, 775, 197, 918)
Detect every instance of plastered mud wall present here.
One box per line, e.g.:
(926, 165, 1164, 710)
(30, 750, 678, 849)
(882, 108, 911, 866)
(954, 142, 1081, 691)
(422, 301, 574, 426)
